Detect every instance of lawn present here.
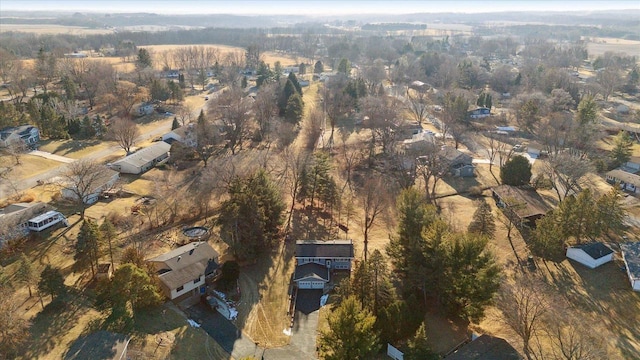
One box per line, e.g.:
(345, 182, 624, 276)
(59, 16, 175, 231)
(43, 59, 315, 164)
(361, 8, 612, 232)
(1, 154, 61, 180)
(38, 139, 115, 159)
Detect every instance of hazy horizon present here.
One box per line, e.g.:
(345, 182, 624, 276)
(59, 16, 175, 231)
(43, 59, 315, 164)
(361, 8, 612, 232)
(2, 0, 640, 16)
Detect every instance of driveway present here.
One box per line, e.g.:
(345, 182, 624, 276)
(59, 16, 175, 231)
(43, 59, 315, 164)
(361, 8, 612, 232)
(29, 150, 76, 163)
(187, 303, 264, 359)
(187, 289, 323, 360)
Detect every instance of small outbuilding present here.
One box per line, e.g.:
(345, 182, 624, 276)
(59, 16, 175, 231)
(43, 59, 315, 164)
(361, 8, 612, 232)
(621, 242, 640, 292)
(566, 242, 614, 269)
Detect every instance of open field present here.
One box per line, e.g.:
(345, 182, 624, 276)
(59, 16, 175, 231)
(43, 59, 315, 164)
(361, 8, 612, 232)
(38, 139, 116, 159)
(585, 37, 640, 58)
(0, 24, 114, 35)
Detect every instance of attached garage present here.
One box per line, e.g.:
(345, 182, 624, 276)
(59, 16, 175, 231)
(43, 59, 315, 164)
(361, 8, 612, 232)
(294, 263, 329, 290)
(566, 242, 614, 269)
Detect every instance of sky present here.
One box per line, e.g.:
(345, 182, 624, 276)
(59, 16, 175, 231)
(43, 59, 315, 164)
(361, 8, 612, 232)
(2, 0, 639, 16)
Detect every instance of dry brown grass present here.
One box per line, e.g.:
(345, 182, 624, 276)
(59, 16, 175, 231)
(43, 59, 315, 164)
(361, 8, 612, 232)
(586, 37, 640, 59)
(2, 154, 62, 180)
(38, 140, 115, 159)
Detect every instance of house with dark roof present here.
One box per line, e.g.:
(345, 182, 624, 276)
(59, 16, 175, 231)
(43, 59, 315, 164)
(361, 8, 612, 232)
(446, 334, 522, 360)
(566, 242, 614, 269)
(65, 331, 130, 360)
(606, 169, 640, 193)
(621, 242, 640, 292)
(109, 142, 171, 175)
(148, 241, 219, 300)
(491, 185, 552, 227)
(0, 125, 39, 148)
(468, 107, 491, 119)
(294, 240, 354, 289)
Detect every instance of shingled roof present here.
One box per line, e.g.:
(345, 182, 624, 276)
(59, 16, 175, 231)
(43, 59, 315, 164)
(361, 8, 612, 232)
(446, 335, 522, 360)
(295, 240, 354, 258)
(571, 242, 614, 260)
(492, 185, 552, 220)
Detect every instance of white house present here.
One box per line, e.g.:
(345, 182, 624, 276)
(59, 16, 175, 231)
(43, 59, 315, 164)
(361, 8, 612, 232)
(162, 125, 197, 147)
(135, 103, 154, 116)
(621, 242, 640, 292)
(109, 142, 171, 175)
(566, 242, 614, 269)
(61, 168, 119, 205)
(606, 169, 640, 193)
(148, 242, 219, 300)
(0, 125, 39, 148)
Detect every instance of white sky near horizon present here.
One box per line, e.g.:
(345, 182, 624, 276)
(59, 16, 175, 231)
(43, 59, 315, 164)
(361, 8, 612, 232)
(1, 0, 639, 16)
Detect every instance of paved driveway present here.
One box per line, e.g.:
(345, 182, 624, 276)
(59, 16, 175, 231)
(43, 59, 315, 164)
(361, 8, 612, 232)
(187, 303, 263, 359)
(186, 289, 323, 360)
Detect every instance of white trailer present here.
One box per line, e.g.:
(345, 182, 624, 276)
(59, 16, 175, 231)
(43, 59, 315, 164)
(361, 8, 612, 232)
(27, 211, 68, 232)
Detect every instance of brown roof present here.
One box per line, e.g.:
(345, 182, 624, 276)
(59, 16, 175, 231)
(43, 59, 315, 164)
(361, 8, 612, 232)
(148, 242, 219, 291)
(492, 185, 552, 220)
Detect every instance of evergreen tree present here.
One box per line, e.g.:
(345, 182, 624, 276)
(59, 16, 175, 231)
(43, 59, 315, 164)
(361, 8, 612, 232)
(15, 253, 37, 297)
(610, 130, 633, 168)
(171, 116, 180, 130)
(500, 155, 532, 186)
(241, 75, 248, 89)
(278, 79, 298, 115)
(468, 199, 496, 238)
(75, 220, 102, 277)
(287, 72, 303, 96)
(256, 61, 273, 87)
(314, 60, 324, 74)
(576, 95, 598, 125)
(284, 93, 304, 124)
(404, 324, 438, 360)
(217, 170, 285, 261)
(337, 58, 351, 75)
(136, 48, 152, 69)
(38, 265, 66, 301)
(299, 62, 307, 75)
(99, 220, 117, 267)
(318, 296, 380, 360)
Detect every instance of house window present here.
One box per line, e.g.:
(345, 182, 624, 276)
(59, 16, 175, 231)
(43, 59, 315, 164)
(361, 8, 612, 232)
(177, 285, 184, 292)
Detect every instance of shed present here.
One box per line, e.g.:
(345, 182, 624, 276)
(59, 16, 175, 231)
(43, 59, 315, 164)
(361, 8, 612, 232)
(621, 242, 640, 292)
(566, 242, 614, 269)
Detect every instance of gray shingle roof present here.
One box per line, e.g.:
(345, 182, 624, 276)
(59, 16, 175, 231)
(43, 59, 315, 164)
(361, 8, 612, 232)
(446, 335, 522, 360)
(148, 242, 219, 290)
(112, 141, 171, 168)
(621, 242, 640, 281)
(295, 240, 354, 258)
(572, 242, 613, 260)
(294, 263, 329, 282)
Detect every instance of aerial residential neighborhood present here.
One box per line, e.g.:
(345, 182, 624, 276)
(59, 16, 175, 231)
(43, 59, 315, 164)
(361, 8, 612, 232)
(1, 1, 640, 359)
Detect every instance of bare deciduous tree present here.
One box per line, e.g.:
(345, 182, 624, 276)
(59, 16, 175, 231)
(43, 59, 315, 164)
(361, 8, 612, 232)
(108, 118, 140, 154)
(211, 87, 253, 154)
(498, 276, 549, 360)
(114, 80, 147, 119)
(406, 88, 431, 125)
(253, 83, 278, 142)
(59, 160, 116, 218)
(416, 143, 451, 206)
(360, 177, 389, 261)
(544, 153, 592, 202)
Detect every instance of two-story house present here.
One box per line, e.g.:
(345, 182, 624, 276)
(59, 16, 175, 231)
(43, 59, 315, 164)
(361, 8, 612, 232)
(294, 240, 354, 290)
(0, 125, 40, 149)
(148, 242, 219, 300)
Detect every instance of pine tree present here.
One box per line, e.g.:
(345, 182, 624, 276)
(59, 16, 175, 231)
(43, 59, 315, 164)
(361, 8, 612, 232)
(500, 155, 532, 186)
(99, 220, 117, 267)
(468, 200, 496, 238)
(404, 324, 438, 360)
(319, 296, 380, 360)
(171, 116, 180, 130)
(287, 72, 303, 96)
(15, 253, 37, 297)
(38, 265, 66, 301)
(285, 93, 304, 124)
(314, 60, 324, 74)
(75, 220, 102, 277)
(610, 130, 633, 168)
